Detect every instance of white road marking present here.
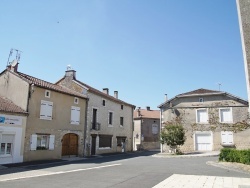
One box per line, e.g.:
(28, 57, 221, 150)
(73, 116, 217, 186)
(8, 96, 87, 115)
(0, 163, 121, 182)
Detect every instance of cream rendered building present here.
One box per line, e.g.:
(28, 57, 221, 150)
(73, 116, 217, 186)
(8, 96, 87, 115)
(57, 69, 135, 155)
(0, 63, 88, 162)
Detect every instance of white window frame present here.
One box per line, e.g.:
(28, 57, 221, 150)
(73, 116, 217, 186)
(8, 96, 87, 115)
(108, 111, 114, 126)
(74, 97, 79, 104)
(30, 134, 55, 150)
(0, 134, 14, 156)
(219, 108, 233, 123)
(221, 131, 234, 145)
(45, 90, 50, 98)
(40, 100, 53, 120)
(71, 106, 80, 125)
(196, 108, 208, 124)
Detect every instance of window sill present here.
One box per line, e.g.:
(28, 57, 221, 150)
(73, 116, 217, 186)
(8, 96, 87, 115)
(108, 125, 113, 127)
(221, 144, 235, 147)
(0, 154, 12, 158)
(99, 147, 111, 150)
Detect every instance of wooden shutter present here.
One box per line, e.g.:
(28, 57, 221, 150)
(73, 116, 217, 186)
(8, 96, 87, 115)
(30, 134, 37, 151)
(221, 132, 227, 144)
(40, 100, 53, 120)
(220, 109, 232, 122)
(49, 135, 55, 150)
(71, 106, 80, 125)
(227, 132, 233, 144)
(221, 131, 233, 145)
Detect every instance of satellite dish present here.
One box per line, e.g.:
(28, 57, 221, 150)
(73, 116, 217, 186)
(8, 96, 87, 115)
(67, 64, 71, 70)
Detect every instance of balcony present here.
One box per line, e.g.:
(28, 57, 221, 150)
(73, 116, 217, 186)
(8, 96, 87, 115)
(91, 122, 100, 131)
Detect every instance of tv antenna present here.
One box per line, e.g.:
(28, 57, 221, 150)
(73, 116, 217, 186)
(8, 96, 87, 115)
(6, 48, 22, 67)
(217, 82, 222, 91)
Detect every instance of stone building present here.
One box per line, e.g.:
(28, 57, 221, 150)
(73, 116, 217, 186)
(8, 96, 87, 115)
(133, 107, 160, 150)
(56, 69, 135, 155)
(158, 88, 249, 153)
(0, 63, 88, 161)
(237, 0, 250, 113)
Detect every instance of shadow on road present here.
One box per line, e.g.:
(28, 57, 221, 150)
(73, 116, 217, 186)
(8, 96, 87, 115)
(0, 151, 158, 176)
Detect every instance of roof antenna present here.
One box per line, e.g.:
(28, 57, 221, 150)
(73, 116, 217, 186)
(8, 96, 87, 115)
(67, 64, 71, 70)
(6, 48, 22, 67)
(217, 83, 222, 91)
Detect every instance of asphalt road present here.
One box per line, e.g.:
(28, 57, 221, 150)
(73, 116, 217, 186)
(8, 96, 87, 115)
(0, 151, 249, 188)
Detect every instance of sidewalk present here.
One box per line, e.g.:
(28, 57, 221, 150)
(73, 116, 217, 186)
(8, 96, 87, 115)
(153, 174, 250, 188)
(153, 151, 220, 158)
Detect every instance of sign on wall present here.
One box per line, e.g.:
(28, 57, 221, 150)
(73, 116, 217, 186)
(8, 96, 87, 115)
(0, 114, 22, 125)
(152, 124, 158, 134)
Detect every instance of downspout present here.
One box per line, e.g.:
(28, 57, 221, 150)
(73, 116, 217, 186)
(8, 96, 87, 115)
(132, 106, 135, 151)
(160, 107, 163, 153)
(83, 97, 89, 157)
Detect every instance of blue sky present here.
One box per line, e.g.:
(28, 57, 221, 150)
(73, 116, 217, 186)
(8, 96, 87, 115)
(0, 0, 246, 109)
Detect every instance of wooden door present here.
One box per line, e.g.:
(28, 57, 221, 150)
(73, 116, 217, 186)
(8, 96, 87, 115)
(91, 135, 96, 155)
(62, 133, 78, 156)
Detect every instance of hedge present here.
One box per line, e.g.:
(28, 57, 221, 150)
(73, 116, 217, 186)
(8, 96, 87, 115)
(219, 148, 250, 165)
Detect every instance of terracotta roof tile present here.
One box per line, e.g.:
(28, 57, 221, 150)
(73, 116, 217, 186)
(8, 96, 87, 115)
(0, 96, 27, 114)
(14, 71, 87, 99)
(74, 79, 135, 107)
(134, 109, 160, 119)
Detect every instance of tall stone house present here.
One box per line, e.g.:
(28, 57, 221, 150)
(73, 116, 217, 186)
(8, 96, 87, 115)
(158, 88, 249, 153)
(56, 69, 135, 155)
(237, 0, 250, 113)
(133, 107, 160, 151)
(0, 63, 88, 162)
(0, 96, 28, 164)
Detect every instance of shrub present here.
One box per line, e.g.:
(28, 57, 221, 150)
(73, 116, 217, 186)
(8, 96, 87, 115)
(219, 148, 250, 165)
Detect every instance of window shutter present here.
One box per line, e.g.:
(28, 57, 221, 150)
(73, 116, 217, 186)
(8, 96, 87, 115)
(49, 135, 55, 150)
(46, 102, 53, 119)
(30, 134, 37, 151)
(227, 132, 233, 144)
(40, 101, 47, 119)
(40, 100, 53, 120)
(220, 109, 232, 123)
(221, 132, 227, 144)
(71, 106, 80, 125)
(197, 109, 207, 123)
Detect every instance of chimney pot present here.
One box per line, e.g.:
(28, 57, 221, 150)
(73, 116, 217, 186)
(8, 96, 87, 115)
(103, 88, 109, 95)
(146, 106, 150, 111)
(165, 94, 168, 101)
(114, 91, 118, 99)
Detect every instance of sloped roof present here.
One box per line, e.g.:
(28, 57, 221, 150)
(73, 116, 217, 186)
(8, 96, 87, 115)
(177, 88, 221, 96)
(158, 88, 248, 108)
(56, 76, 135, 107)
(134, 109, 160, 119)
(0, 96, 28, 114)
(2, 70, 87, 99)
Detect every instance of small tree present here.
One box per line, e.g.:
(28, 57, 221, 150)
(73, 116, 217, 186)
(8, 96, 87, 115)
(160, 124, 186, 153)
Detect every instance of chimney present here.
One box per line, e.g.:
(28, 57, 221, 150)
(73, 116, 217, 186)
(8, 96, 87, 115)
(114, 91, 118, 99)
(146, 106, 150, 111)
(103, 88, 109, 95)
(8, 60, 19, 73)
(137, 107, 141, 117)
(65, 67, 76, 80)
(165, 94, 168, 101)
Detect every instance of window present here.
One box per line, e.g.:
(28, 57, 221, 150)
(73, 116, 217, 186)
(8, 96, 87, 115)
(99, 135, 112, 148)
(152, 124, 158, 134)
(45, 90, 50, 98)
(117, 137, 126, 147)
(102, 99, 106, 106)
(120, 117, 124, 126)
(221, 131, 233, 145)
(220, 108, 233, 123)
(108, 111, 113, 125)
(30, 134, 55, 150)
(40, 100, 53, 120)
(199, 98, 204, 102)
(71, 106, 80, 125)
(121, 105, 123, 110)
(74, 97, 79, 104)
(0, 134, 14, 156)
(196, 109, 208, 123)
(92, 108, 98, 129)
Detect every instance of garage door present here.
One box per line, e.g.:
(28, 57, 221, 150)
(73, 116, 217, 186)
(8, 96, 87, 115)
(195, 133, 212, 151)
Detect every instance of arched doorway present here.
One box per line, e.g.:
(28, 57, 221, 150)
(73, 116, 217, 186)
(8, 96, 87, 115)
(62, 133, 78, 156)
